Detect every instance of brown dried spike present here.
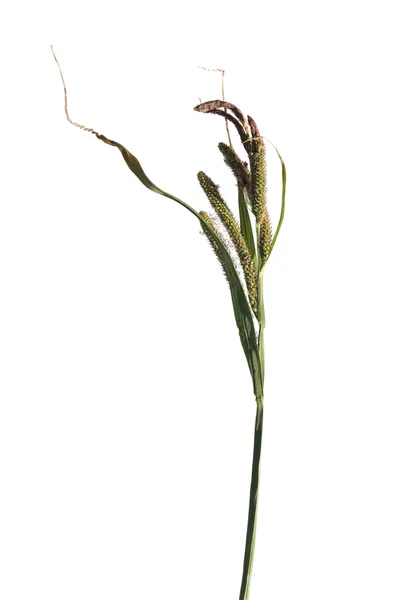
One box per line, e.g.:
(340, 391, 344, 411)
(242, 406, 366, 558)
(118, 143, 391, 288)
(206, 109, 249, 145)
(247, 115, 260, 139)
(194, 100, 247, 128)
(247, 115, 263, 153)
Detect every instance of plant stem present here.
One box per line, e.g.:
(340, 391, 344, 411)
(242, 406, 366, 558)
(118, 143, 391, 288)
(239, 398, 264, 600)
(239, 259, 265, 599)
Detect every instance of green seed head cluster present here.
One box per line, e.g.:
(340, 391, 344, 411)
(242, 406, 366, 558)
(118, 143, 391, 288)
(259, 213, 272, 267)
(247, 138, 273, 262)
(197, 171, 258, 316)
(248, 143, 267, 223)
(218, 142, 250, 189)
(199, 211, 229, 280)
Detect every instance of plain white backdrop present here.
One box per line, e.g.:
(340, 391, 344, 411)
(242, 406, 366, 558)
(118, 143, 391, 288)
(0, 1, 399, 599)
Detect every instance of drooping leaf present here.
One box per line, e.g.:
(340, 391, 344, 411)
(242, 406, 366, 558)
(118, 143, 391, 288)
(97, 134, 263, 398)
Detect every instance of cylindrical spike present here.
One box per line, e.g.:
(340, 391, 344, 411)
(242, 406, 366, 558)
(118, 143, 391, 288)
(198, 171, 258, 316)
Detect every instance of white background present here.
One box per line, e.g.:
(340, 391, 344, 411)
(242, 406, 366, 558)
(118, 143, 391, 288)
(1, 1, 400, 599)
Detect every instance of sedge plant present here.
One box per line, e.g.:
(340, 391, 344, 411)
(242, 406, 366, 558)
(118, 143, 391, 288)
(52, 48, 286, 600)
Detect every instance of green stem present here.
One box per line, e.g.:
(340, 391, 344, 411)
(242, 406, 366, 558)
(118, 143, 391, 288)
(239, 160, 269, 599)
(257, 276, 266, 382)
(239, 239, 265, 599)
(239, 399, 264, 600)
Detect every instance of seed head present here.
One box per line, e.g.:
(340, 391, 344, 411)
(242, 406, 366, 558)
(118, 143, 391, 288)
(199, 211, 230, 281)
(259, 212, 272, 267)
(197, 171, 258, 316)
(248, 143, 267, 222)
(218, 142, 250, 189)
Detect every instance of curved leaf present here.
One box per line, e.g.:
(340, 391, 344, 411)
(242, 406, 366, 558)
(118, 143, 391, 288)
(97, 134, 263, 398)
(266, 142, 286, 259)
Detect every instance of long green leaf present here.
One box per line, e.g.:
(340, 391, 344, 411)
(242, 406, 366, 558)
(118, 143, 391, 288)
(97, 134, 263, 398)
(266, 142, 286, 259)
(238, 187, 256, 263)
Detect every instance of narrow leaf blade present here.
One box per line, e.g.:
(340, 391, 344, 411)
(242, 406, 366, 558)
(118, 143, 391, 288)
(238, 188, 256, 262)
(266, 143, 286, 259)
(98, 134, 263, 397)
